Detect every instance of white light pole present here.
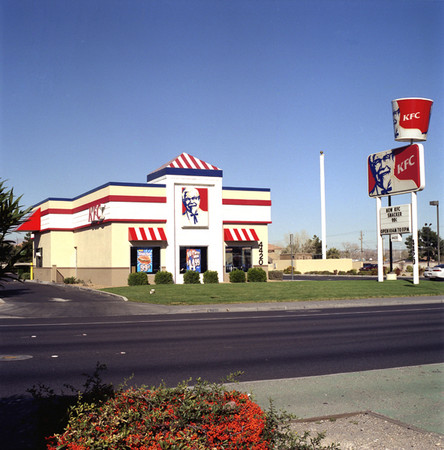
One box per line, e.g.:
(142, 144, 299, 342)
(376, 197, 384, 282)
(320, 152, 327, 259)
(411, 192, 419, 284)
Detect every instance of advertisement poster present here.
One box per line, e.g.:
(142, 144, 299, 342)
(137, 248, 153, 273)
(186, 249, 201, 272)
(181, 187, 209, 227)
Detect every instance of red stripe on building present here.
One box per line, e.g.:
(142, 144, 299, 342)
(188, 154, 200, 169)
(224, 228, 259, 241)
(222, 199, 271, 206)
(128, 228, 137, 240)
(128, 227, 167, 241)
(159, 228, 167, 240)
(250, 229, 260, 240)
(182, 154, 194, 168)
(223, 220, 272, 225)
(40, 195, 166, 217)
(166, 153, 221, 171)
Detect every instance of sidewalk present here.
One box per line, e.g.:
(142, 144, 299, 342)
(228, 363, 444, 435)
(164, 295, 443, 315)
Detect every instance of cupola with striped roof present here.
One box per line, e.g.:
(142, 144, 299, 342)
(147, 153, 222, 182)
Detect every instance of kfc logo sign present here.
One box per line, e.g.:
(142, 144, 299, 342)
(368, 144, 425, 197)
(392, 98, 433, 142)
(395, 147, 419, 184)
(402, 112, 421, 121)
(89, 204, 106, 223)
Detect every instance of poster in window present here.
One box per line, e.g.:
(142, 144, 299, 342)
(137, 249, 153, 273)
(186, 249, 201, 272)
(181, 187, 208, 227)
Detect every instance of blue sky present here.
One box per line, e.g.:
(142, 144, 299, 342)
(1, 0, 443, 250)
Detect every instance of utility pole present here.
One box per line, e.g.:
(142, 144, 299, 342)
(359, 231, 364, 261)
(290, 233, 294, 281)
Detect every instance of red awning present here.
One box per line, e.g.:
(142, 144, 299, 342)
(128, 227, 167, 241)
(224, 228, 259, 241)
(16, 208, 41, 232)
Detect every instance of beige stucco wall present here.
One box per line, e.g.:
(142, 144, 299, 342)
(33, 267, 130, 286)
(74, 224, 112, 267)
(222, 189, 271, 201)
(271, 258, 354, 273)
(110, 222, 168, 269)
(33, 231, 75, 267)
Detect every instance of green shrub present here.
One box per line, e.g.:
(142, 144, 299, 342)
(203, 270, 219, 284)
(406, 265, 413, 272)
(154, 271, 174, 284)
(268, 270, 284, 280)
(64, 276, 82, 284)
(283, 266, 302, 275)
(183, 270, 200, 284)
(247, 267, 267, 282)
(46, 376, 340, 450)
(128, 272, 149, 286)
(229, 269, 246, 283)
(338, 271, 346, 275)
(347, 269, 357, 275)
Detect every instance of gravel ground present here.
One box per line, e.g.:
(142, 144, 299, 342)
(290, 412, 444, 449)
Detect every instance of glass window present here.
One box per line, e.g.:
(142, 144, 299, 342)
(130, 247, 161, 273)
(179, 247, 208, 273)
(36, 247, 43, 268)
(225, 247, 252, 272)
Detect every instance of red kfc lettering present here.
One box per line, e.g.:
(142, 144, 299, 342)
(402, 112, 421, 121)
(397, 155, 415, 173)
(89, 205, 101, 222)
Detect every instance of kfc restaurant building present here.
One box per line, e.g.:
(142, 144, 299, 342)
(20, 154, 271, 285)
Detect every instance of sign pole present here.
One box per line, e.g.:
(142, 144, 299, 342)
(320, 152, 327, 259)
(376, 197, 384, 282)
(388, 196, 393, 272)
(411, 192, 419, 284)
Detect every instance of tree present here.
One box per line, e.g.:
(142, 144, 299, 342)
(283, 231, 323, 257)
(341, 242, 360, 259)
(16, 233, 33, 262)
(405, 226, 444, 262)
(327, 247, 340, 259)
(307, 235, 322, 258)
(0, 180, 31, 283)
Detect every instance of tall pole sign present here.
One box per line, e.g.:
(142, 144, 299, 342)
(368, 98, 433, 284)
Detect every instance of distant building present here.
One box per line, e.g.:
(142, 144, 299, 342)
(18, 153, 271, 285)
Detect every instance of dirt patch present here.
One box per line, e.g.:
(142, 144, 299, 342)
(289, 411, 444, 449)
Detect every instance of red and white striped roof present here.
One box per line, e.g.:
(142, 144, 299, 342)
(128, 227, 167, 241)
(224, 228, 259, 241)
(160, 153, 221, 171)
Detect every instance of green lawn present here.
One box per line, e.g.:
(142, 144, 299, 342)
(102, 279, 444, 305)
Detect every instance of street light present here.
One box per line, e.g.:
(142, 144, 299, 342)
(425, 223, 432, 267)
(430, 201, 440, 264)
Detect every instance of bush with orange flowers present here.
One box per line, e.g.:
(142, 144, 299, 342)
(45, 376, 340, 449)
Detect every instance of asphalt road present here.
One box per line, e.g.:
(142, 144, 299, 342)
(1, 281, 442, 398)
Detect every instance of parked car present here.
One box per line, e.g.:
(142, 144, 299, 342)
(424, 264, 444, 280)
(360, 263, 378, 271)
